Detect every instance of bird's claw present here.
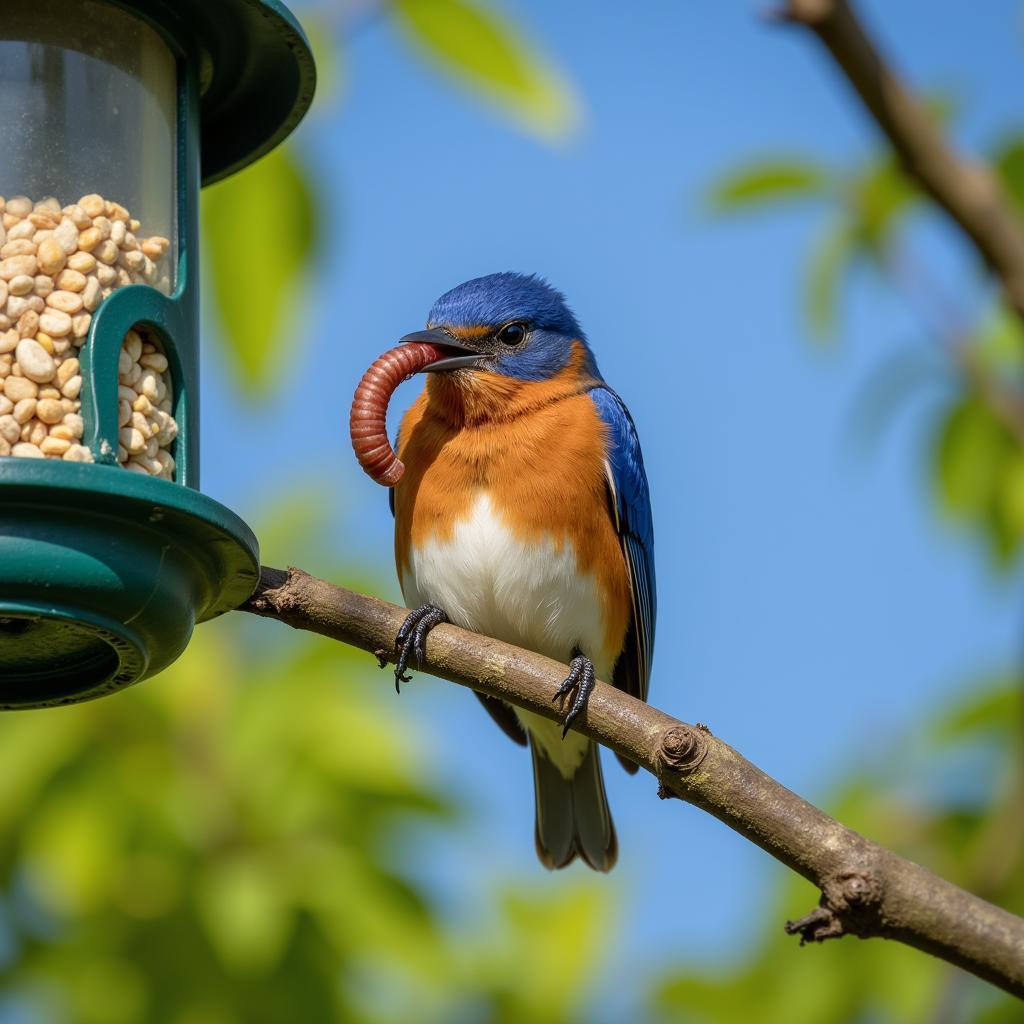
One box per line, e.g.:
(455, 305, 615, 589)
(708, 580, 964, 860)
(392, 603, 448, 692)
(552, 650, 596, 738)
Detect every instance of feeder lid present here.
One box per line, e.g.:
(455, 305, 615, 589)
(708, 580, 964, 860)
(147, 0, 316, 185)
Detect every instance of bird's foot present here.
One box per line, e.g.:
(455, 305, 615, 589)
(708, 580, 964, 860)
(392, 603, 448, 692)
(552, 649, 596, 738)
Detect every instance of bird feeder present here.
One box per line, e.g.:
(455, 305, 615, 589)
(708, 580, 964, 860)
(0, 0, 315, 706)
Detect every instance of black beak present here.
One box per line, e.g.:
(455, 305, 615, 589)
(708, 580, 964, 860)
(400, 328, 488, 373)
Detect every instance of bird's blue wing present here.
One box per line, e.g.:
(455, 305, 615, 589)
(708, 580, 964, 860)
(588, 387, 656, 705)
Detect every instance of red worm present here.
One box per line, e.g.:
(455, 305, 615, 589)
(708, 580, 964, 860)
(350, 342, 447, 486)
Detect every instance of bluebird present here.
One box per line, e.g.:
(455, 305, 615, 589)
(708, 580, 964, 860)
(390, 273, 655, 871)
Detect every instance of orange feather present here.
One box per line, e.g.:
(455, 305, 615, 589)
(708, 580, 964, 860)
(393, 342, 631, 666)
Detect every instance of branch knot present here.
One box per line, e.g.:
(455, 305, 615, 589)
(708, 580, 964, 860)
(657, 724, 709, 776)
(786, 867, 883, 944)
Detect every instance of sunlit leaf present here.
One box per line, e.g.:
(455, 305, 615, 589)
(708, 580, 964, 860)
(804, 219, 854, 341)
(994, 137, 1024, 216)
(929, 682, 1020, 744)
(973, 303, 1024, 375)
(203, 144, 316, 394)
(848, 157, 918, 255)
(933, 396, 1007, 517)
(393, 0, 579, 141)
(709, 160, 832, 212)
(197, 855, 293, 972)
(996, 447, 1024, 543)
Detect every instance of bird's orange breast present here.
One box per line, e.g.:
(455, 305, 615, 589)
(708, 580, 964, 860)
(393, 343, 631, 664)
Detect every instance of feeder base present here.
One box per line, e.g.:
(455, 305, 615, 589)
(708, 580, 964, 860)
(0, 460, 259, 708)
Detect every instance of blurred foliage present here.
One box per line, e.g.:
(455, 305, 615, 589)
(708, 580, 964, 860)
(202, 0, 577, 398)
(710, 119, 1024, 565)
(0, 611, 611, 1023)
(709, 152, 920, 343)
(203, 144, 317, 396)
(652, 678, 1024, 1024)
(392, 0, 579, 141)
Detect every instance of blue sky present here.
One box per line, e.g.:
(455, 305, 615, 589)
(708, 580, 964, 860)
(198, 0, 1024, 1009)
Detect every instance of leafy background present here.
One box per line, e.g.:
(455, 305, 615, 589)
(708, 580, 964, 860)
(4, 1, 1024, 1021)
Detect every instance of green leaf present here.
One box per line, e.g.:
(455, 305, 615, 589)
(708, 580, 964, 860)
(709, 160, 832, 212)
(804, 220, 854, 341)
(933, 396, 1007, 517)
(848, 157, 918, 255)
(392, 0, 579, 141)
(197, 855, 292, 973)
(203, 144, 316, 395)
(994, 137, 1024, 216)
(929, 682, 1020, 744)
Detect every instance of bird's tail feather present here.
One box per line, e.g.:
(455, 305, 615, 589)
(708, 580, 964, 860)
(531, 739, 617, 872)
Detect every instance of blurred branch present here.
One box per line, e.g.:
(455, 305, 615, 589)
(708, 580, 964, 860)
(240, 565, 1024, 999)
(777, 0, 1024, 322)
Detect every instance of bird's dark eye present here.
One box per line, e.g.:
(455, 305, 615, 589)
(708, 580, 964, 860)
(496, 322, 527, 346)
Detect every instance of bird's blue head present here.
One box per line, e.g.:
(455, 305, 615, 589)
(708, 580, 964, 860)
(401, 272, 599, 382)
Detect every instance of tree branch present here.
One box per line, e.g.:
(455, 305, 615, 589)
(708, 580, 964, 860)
(240, 565, 1024, 999)
(778, 0, 1024, 322)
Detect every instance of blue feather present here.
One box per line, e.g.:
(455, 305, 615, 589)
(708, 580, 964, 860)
(588, 387, 656, 703)
(429, 272, 585, 338)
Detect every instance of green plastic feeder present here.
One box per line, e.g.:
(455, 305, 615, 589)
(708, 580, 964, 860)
(0, 0, 315, 706)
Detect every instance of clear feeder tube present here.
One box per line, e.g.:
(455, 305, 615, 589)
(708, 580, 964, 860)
(0, 0, 181, 477)
(0, 0, 177, 289)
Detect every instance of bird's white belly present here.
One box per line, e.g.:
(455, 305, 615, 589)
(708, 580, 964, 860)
(403, 492, 610, 774)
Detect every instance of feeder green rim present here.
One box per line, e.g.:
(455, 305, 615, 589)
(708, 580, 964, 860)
(0, 458, 261, 622)
(112, 0, 316, 185)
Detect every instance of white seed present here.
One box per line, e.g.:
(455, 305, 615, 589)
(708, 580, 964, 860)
(35, 398, 64, 424)
(131, 411, 152, 438)
(28, 419, 47, 446)
(40, 435, 71, 456)
(63, 444, 92, 462)
(46, 290, 83, 314)
(56, 269, 86, 292)
(0, 255, 37, 280)
(12, 398, 36, 424)
(3, 375, 36, 402)
(60, 375, 82, 400)
(120, 427, 146, 454)
(1, 238, 36, 257)
(7, 221, 35, 242)
(11, 441, 43, 458)
(56, 358, 79, 386)
(0, 415, 20, 443)
(82, 276, 101, 311)
(53, 217, 79, 255)
(36, 237, 66, 275)
(140, 352, 168, 373)
(38, 309, 71, 337)
(68, 251, 96, 273)
(14, 339, 54, 383)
